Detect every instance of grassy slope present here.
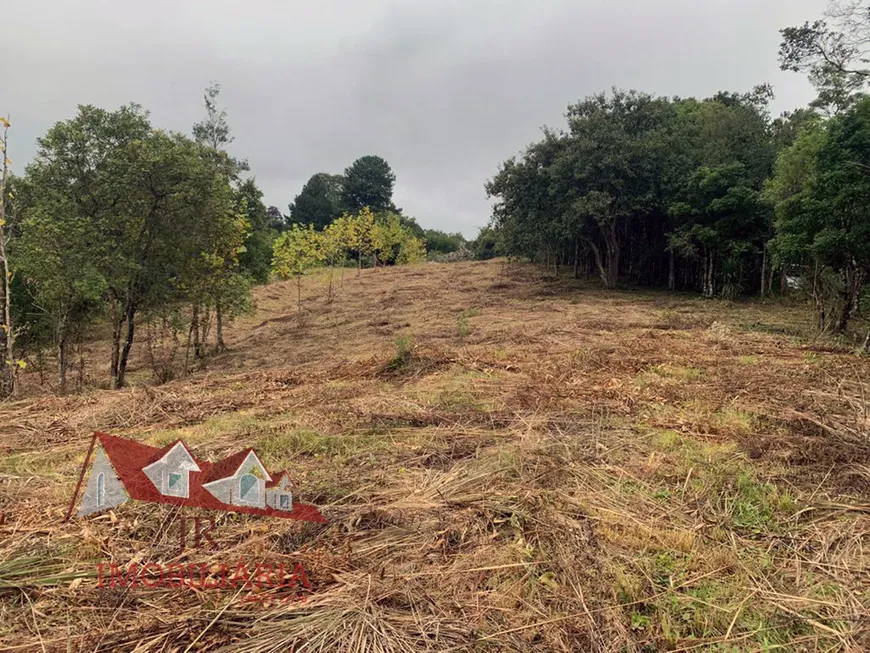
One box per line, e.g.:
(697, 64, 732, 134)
(1, 260, 869, 652)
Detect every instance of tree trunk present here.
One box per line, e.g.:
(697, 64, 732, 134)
(836, 263, 864, 333)
(296, 275, 302, 318)
(760, 247, 767, 298)
(57, 317, 68, 395)
(573, 239, 580, 279)
(708, 252, 715, 298)
(602, 223, 620, 288)
(76, 340, 85, 393)
(668, 251, 675, 291)
(702, 251, 715, 298)
(0, 121, 14, 398)
(812, 262, 826, 332)
(215, 302, 225, 352)
(115, 301, 137, 389)
(109, 304, 124, 389)
(191, 303, 203, 360)
(584, 239, 607, 286)
(327, 265, 334, 302)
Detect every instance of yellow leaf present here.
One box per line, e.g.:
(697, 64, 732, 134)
(16, 360, 26, 369)
(0, 218, 5, 226)
(0, 117, 9, 128)
(5, 157, 11, 166)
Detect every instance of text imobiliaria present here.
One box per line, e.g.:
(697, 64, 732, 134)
(97, 558, 311, 594)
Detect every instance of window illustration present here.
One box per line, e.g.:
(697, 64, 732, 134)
(240, 474, 258, 502)
(168, 473, 181, 489)
(280, 494, 290, 509)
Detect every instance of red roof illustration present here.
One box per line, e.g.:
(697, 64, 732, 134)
(90, 432, 326, 523)
(266, 470, 297, 489)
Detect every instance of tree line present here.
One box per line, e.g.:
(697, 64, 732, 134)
(483, 1, 870, 344)
(0, 88, 451, 397)
(0, 86, 267, 394)
(272, 207, 426, 313)
(287, 157, 468, 257)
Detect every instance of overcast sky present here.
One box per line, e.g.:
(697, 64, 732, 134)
(4, 0, 824, 237)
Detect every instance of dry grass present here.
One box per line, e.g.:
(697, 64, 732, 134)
(1, 260, 869, 651)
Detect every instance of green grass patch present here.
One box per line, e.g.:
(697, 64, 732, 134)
(146, 412, 276, 447)
(256, 428, 393, 467)
(0, 451, 69, 478)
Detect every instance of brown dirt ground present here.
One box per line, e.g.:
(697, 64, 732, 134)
(1, 260, 869, 652)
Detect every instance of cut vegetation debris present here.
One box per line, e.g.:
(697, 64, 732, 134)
(1, 260, 869, 651)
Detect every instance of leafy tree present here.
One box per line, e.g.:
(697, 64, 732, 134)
(780, 1, 870, 113)
(398, 215, 425, 239)
(486, 88, 776, 294)
(341, 156, 396, 213)
(397, 233, 427, 264)
(289, 173, 344, 229)
(192, 82, 248, 173)
(423, 229, 466, 255)
(472, 226, 501, 260)
(236, 178, 275, 284)
(13, 175, 105, 392)
(105, 131, 237, 386)
(192, 82, 249, 352)
(272, 224, 323, 316)
(320, 220, 345, 302)
(668, 164, 768, 298)
(16, 104, 151, 388)
(352, 206, 377, 273)
(371, 212, 406, 265)
(765, 118, 829, 324)
(769, 98, 870, 333)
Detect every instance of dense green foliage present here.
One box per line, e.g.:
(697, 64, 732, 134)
(486, 88, 777, 295)
(288, 172, 344, 229)
(272, 206, 426, 312)
(9, 92, 273, 391)
(287, 157, 466, 257)
(768, 99, 870, 333)
(340, 155, 396, 214)
(481, 1, 870, 339)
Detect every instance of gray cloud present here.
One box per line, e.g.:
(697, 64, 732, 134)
(3, 0, 822, 237)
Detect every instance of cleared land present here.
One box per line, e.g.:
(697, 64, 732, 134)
(1, 259, 869, 652)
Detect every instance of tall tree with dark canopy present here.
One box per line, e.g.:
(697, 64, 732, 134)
(341, 156, 396, 214)
(289, 173, 344, 229)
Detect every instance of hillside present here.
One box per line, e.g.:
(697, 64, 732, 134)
(1, 260, 869, 652)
